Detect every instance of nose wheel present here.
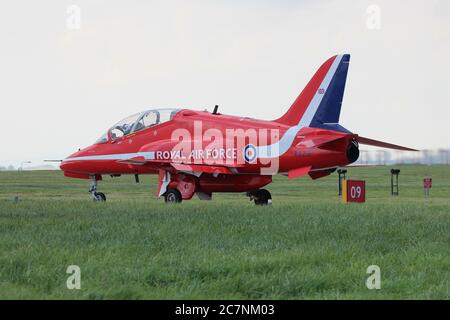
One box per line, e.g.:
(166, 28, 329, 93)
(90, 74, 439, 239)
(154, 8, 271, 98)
(93, 192, 106, 202)
(247, 189, 272, 206)
(89, 176, 106, 202)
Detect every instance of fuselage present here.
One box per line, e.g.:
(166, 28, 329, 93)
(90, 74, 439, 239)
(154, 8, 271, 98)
(60, 109, 356, 180)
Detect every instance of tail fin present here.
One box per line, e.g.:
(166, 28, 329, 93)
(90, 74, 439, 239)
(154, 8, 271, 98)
(275, 54, 350, 132)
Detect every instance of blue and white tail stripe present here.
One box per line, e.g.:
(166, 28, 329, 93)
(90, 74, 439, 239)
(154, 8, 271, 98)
(255, 54, 349, 159)
(310, 54, 350, 132)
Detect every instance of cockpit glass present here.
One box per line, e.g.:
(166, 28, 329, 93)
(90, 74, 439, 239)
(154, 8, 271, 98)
(94, 108, 180, 143)
(133, 110, 159, 133)
(110, 112, 142, 140)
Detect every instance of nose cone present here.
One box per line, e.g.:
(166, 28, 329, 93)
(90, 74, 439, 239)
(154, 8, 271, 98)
(59, 161, 67, 171)
(59, 159, 73, 172)
(60, 153, 78, 172)
(60, 148, 90, 172)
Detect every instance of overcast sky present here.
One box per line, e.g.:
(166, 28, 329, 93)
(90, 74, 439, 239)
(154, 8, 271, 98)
(1, 0, 449, 167)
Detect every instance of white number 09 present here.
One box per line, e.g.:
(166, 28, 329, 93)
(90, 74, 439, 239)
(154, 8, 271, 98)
(350, 186, 362, 199)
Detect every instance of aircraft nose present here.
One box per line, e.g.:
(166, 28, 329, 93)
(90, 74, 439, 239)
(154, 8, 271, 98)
(60, 149, 84, 172)
(60, 157, 77, 172)
(59, 160, 71, 171)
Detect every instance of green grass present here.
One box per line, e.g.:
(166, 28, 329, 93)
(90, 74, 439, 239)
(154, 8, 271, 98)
(0, 165, 449, 299)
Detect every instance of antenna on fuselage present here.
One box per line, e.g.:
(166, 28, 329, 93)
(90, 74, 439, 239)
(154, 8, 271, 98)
(212, 105, 219, 114)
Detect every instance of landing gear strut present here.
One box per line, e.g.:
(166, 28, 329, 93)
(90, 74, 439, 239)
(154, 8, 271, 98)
(89, 176, 106, 202)
(247, 189, 272, 206)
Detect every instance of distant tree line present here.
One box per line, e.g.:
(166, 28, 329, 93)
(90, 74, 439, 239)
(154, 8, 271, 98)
(356, 149, 450, 165)
(0, 165, 16, 171)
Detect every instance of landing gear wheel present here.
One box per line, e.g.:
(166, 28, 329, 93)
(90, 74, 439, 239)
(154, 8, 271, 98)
(94, 192, 106, 202)
(254, 189, 272, 206)
(164, 189, 182, 203)
(89, 175, 106, 202)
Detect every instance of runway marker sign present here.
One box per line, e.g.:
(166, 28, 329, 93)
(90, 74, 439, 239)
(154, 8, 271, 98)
(424, 177, 432, 196)
(342, 180, 366, 203)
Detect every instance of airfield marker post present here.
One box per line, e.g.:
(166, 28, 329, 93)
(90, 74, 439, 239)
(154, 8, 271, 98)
(390, 169, 400, 196)
(337, 169, 347, 196)
(423, 177, 432, 197)
(342, 179, 348, 203)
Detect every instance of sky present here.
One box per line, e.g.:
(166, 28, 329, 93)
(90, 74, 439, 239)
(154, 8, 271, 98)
(1, 0, 449, 167)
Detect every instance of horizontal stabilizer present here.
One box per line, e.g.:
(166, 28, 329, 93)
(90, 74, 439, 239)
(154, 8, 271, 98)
(357, 136, 418, 151)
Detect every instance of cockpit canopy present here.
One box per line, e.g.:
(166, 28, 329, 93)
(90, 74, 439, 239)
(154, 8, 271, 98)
(95, 108, 180, 144)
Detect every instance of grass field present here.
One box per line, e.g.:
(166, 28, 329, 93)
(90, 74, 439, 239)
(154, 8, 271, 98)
(0, 165, 449, 299)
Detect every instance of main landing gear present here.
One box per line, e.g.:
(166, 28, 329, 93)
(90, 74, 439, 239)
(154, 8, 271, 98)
(89, 176, 106, 202)
(247, 189, 272, 206)
(163, 189, 272, 205)
(164, 189, 182, 203)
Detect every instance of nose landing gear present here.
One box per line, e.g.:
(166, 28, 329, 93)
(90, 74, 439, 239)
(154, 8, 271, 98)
(89, 176, 106, 202)
(247, 189, 272, 206)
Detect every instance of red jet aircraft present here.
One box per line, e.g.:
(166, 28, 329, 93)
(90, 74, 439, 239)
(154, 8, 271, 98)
(60, 54, 416, 204)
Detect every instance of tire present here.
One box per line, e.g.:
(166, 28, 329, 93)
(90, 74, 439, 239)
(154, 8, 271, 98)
(94, 192, 106, 202)
(254, 189, 272, 206)
(164, 189, 182, 203)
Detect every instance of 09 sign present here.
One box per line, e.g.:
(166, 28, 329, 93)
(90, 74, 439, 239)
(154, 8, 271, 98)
(343, 180, 366, 203)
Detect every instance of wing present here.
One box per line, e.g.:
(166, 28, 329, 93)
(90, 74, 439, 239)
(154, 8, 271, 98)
(117, 157, 239, 173)
(170, 163, 235, 175)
